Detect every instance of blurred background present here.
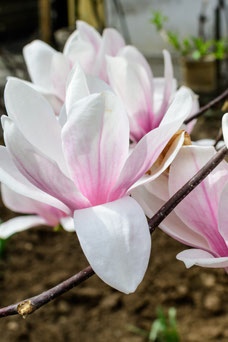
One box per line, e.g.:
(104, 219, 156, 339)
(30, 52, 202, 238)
(0, 1, 228, 341)
(0, 0, 227, 91)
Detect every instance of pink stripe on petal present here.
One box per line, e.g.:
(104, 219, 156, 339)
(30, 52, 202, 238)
(132, 186, 210, 250)
(169, 145, 228, 256)
(0, 146, 69, 214)
(4, 118, 89, 211)
(62, 92, 129, 205)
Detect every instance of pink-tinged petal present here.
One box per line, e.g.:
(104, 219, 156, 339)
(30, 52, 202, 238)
(118, 45, 153, 85)
(60, 217, 74, 232)
(222, 113, 228, 147)
(0, 215, 46, 239)
(107, 55, 153, 141)
(132, 186, 210, 250)
(3, 118, 89, 211)
(0, 146, 69, 214)
(63, 30, 96, 73)
(4, 79, 67, 173)
(95, 28, 125, 82)
(23, 40, 56, 92)
(169, 145, 228, 256)
(153, 50, 175, 126)
(50, 53, 71, 101)
(159, 87, 192, 126)
(218, 180, 228, 243)
(129, 130, 185, 192)
(152, 78, 177, 114)
(74, 196, 151, 293)
(101, 28, 125, 56)
(111, 88, 192, 199)
(62, 92, 129, 205)
(76, 20, 101, 53)
(1, 184, 65, 226)
(177, 249, 228, 268)
(1, 183, 42, 214)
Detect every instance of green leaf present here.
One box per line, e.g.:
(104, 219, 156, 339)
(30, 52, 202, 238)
(53, 223, 64, 232)
(167, 31, 181, 50)
(150, 11, 168, 31)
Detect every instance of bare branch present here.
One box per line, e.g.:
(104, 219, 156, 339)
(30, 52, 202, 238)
(0, 266, 94, 318)
(184, 88, 228, 125)
(0, 146, 227, 318)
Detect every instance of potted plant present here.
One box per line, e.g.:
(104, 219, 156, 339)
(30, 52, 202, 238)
(150, 11, 227, 93)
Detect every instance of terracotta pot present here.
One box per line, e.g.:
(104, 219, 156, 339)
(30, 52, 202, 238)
(181, 57, 217, 93)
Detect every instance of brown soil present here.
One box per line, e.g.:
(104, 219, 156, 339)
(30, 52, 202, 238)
(0, 198, 228, 342)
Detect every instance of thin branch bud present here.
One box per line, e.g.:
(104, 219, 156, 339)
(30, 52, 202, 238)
(184, 88, 228, 124)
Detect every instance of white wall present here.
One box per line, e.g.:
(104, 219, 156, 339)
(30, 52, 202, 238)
(105, 0, 228, 57)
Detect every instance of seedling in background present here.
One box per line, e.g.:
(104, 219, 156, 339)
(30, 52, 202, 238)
(129, 306, 180, 342)
(0, 219, 8, 258)
(150, 10, 227, 60)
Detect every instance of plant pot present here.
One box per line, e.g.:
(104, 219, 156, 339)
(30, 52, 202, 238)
(181, 57, 217, 93)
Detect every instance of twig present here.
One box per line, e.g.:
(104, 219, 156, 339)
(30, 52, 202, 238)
(184, 88, 228, 124)
(0, 146, 227, 318)
(0, 266, 94, 318)
(148, 145, 227, 231)
(213, 128, 223, 148)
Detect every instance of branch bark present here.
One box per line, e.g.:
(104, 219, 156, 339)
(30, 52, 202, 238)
(0, 146, 227, 318)
(184, 88, 228, 125)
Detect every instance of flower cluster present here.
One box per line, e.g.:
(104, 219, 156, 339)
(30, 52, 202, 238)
(1, 21, 228, 294)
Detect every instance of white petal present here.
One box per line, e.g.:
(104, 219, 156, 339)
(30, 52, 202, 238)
(23, 40, 56, 91)
(7, 76, 63, 114)
(0, 215, 46, 239)
(60, 216, 75, 232)
(118, 45, 153, 84)
(0, 146, 70, 214)
(4, 78, 67, 173)
(222, 113, 228, 147)
(177, 248, 228, 268)
(74, 196, 151, 293)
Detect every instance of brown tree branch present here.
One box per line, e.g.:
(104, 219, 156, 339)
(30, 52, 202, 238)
(0, 146, 227, 319)
(184, 88, 228, 125)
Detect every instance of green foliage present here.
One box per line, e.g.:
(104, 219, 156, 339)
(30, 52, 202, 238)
(0, 218, 8, 258)
(167, 31, 181, 51)
(150, 10, 227, 60)
(149, 307, 180, 342)
(128, 306, 180, 342)
(0, 238, 8, 258)
(53, 223, 64, 232)
(150, 11, 168, 31)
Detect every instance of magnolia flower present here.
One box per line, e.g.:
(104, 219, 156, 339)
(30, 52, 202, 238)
(0, 68, 192, 293)
(23, 20, 125, 112)
(0, 184, 74, 239)
(107, 48, 198, 142)
(135, 145, 228, 270)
